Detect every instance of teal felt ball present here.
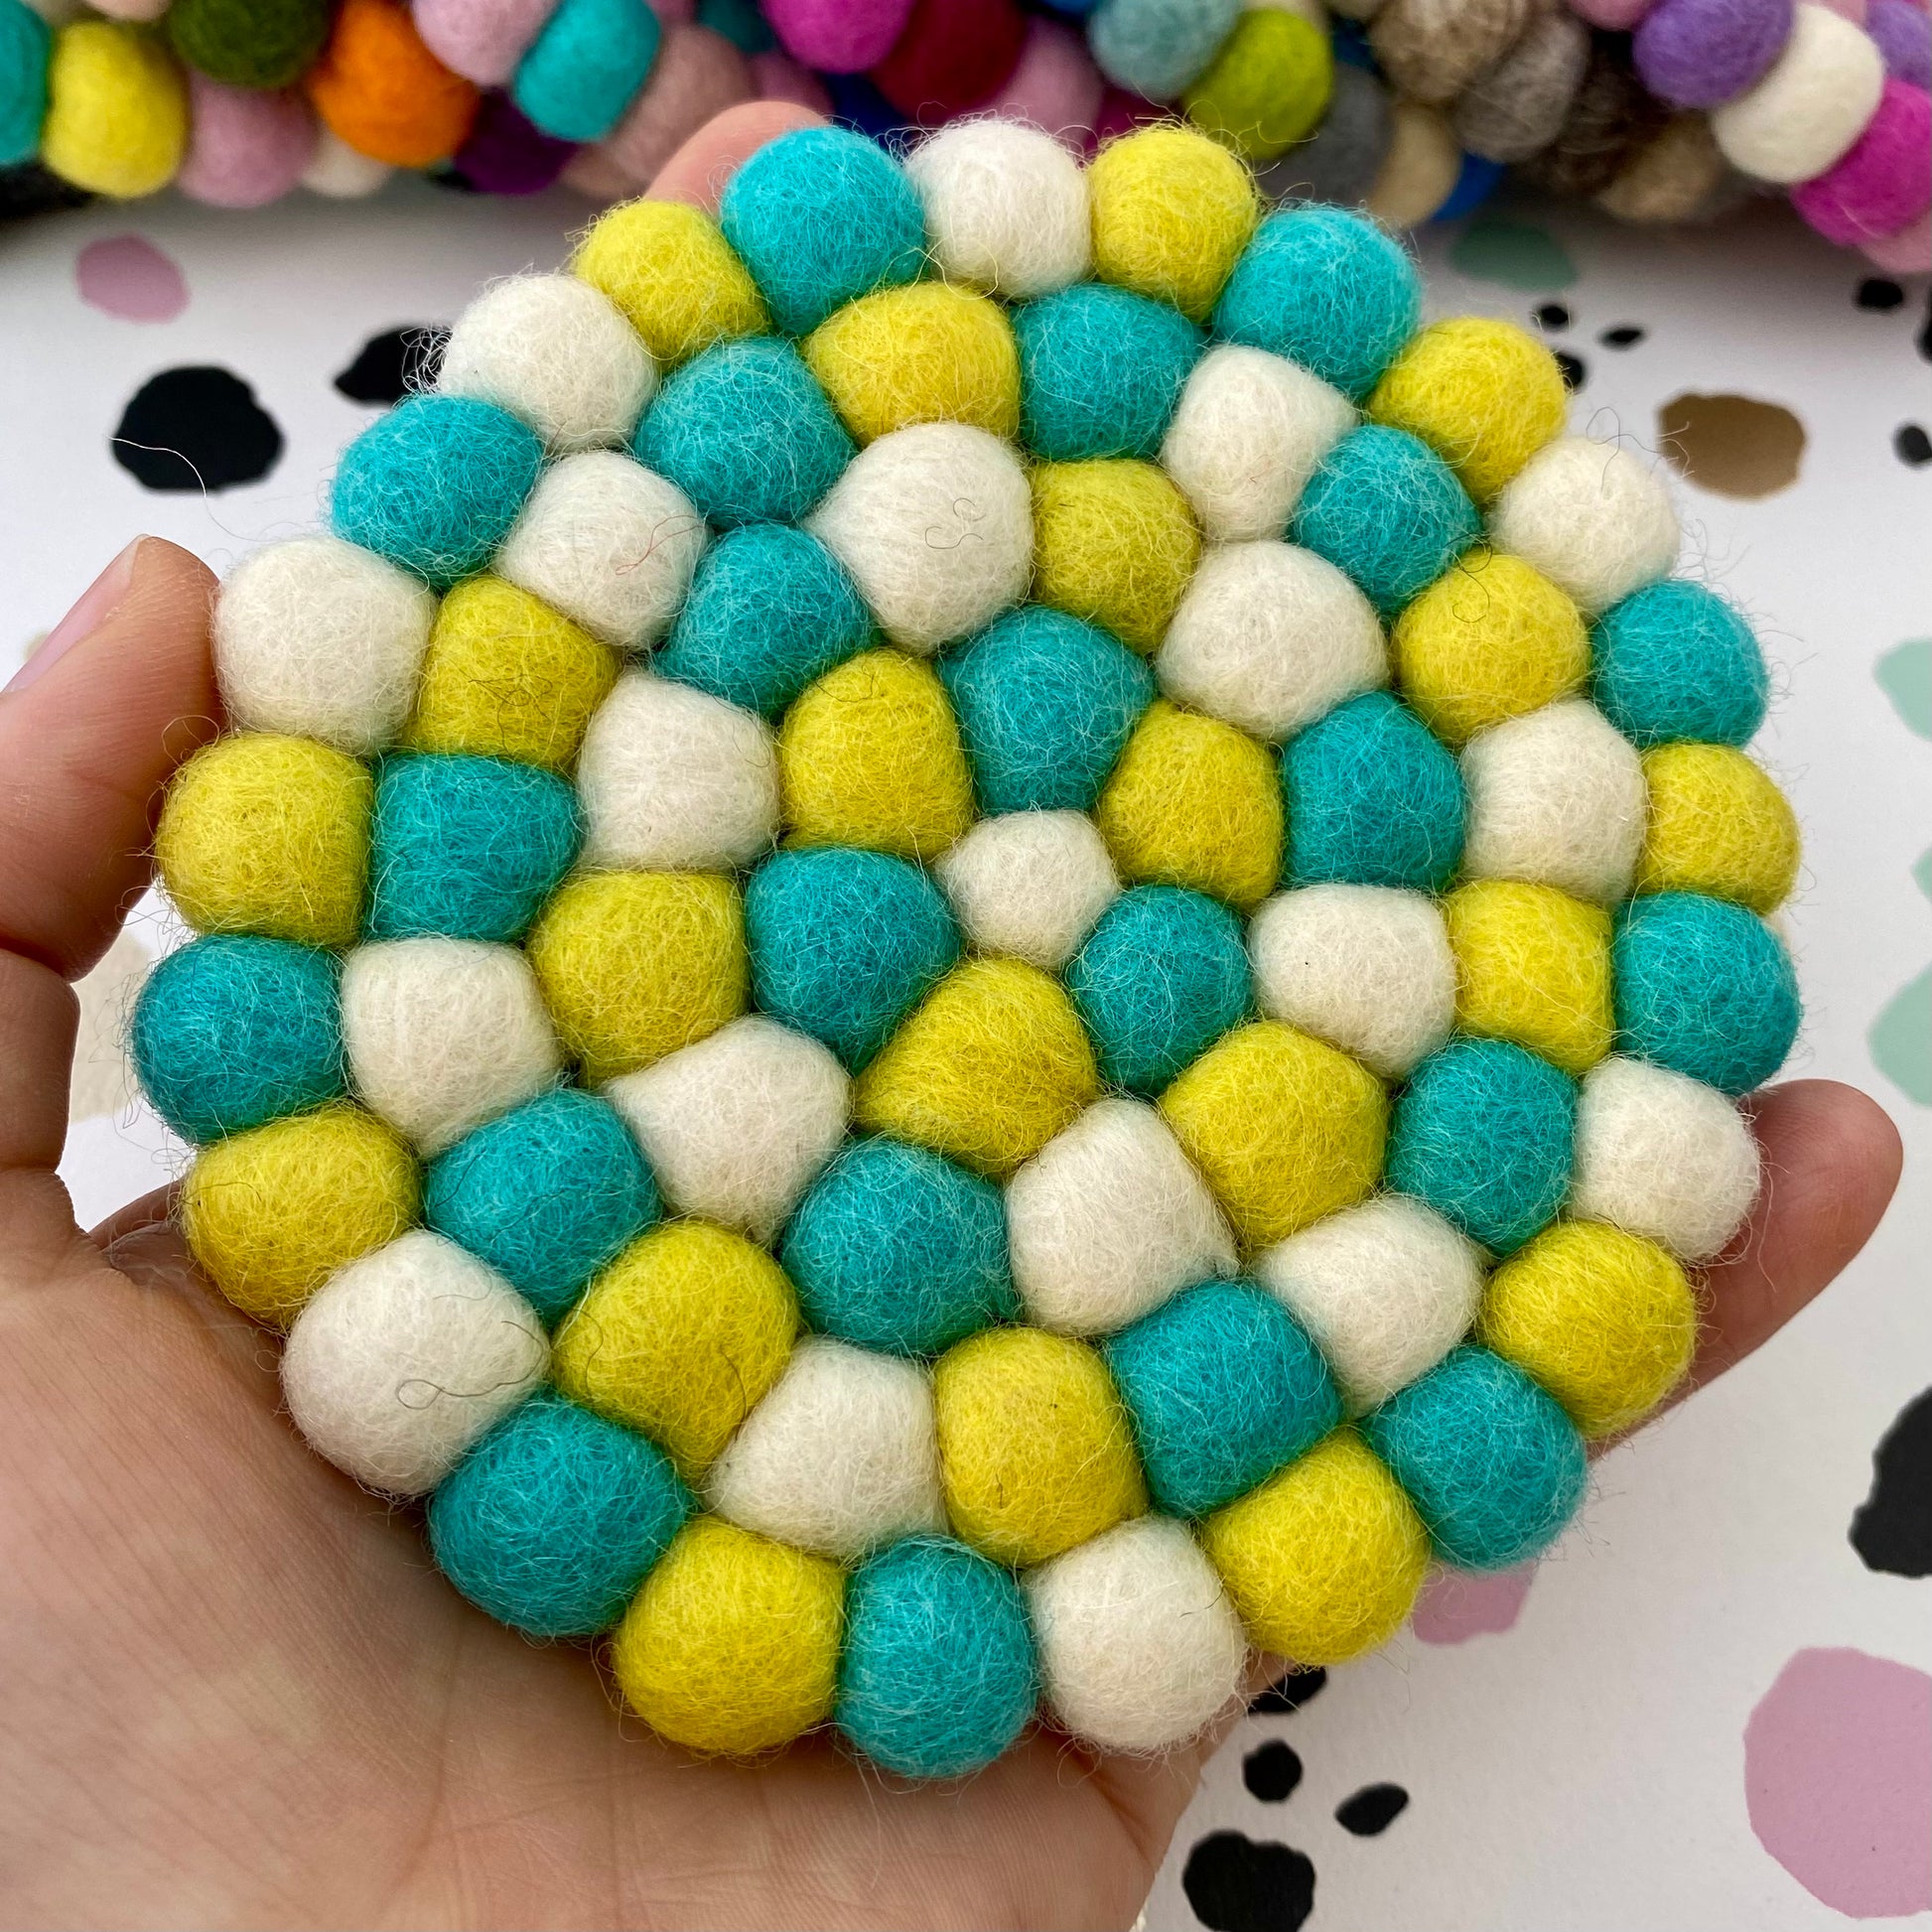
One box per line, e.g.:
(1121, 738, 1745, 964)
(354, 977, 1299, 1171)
(1065, 885, 1249, 1092)
(130, 934, 344, 1145)
(1365, 1344, 1587, 1570)
(511, 0, 661, 143)
(1613, 892, 1800, 1095)
(1104, 1280, 1340, 1518)
(367, 753, 581, 944)
(745, 847, 960, 1070)
(836, 1535, 1037, 1779)
(0, 0, 50, 169)
(633, 337, 855, 527)
(424, 1088, 660, 1323)
(1013, 283, 1202, 462)
(1387, 1036, 1576, 1254)
(1283, 690, 1466, 892)
(939, 605, 1154, 816)
(428, 1389, 691, 1636)
(1089, 0, 1242, 98)
(781, 1136, 1017, 1355)
(1591, 578, 1770, 749)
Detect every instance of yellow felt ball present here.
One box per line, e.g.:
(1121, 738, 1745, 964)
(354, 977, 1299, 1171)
(572, 198, 767, 367)
(1368, 317, 1569, 501)
(801, 283, 1021, 446)
(612, 1516, 843, 1754)
(933, 1326, 1148, 1565)
(1479, 1220, 1697, 1438)
(156, 733, 371, 948)
(1087, 123, 1260, 322)
(1446, 879, 1613, 1075)
(1200, 1430, 1430, 1664)
(42, 21, 188, 199)
(553, 1221, 797, 1477)
(1182, 9, 1334, 161)
(1160, 1021, 1386, 1249)
(1097, 700, 1282, 912)
(407, 576, 619, 771)
(1392, 548, 1588, 747)
(1031, 458, 1200, 654)
(855, 957, 1099, 1178)
(181, 1103, 418, 1326)
(527, 871, 746, 1083)
(1637, 743, 1801, 914)
(778, 648, 974, 862)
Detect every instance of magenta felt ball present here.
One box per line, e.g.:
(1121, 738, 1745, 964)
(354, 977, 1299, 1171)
(1792, 79, 1932, 242)
(177, 75, 316, 208)
(1634, 0, 1794, 105)
(764, 0, 914, 70)
(1863, 207, 1931, 270)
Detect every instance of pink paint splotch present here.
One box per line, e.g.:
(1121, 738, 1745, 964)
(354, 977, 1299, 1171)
(1411, 1564, 1536, 1644)
(76, 236, 189, 323)
(1745, 1647, 1932, 1919)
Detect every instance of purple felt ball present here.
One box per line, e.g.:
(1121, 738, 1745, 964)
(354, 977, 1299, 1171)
(1633, 0, 1794, 106)
(1865, 0, 1932, 87)
(453, 90, 578, 194)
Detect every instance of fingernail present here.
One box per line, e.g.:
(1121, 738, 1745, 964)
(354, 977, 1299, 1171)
(6, 539, 144, 697)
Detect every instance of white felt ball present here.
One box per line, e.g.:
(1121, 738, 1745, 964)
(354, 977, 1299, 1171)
(1713, 2, 1885, 182)
(282, 1230, 548, 1495)
(1255, 1195, 1484, 1410)
(212, 536, 436, 756)
(1489, 436, 1680, 615)
(1156, 540, 1386, 743)
(495, 450, 708, 649)
(1248, 885, 1454, 1079)
(603, 1017, 849, 1243)
(1569, 1054, 1762, 1261)
(300, 129, 391, 199)
(438, 273, 657, 455)
(1027, 1517, 1248, 1753)
(1161, 345, 1356, 544)
(705, 1337, 943, 1560)
(576, 671, 779, 872)
(933, 810, 1121, 970)
(806, 423, 1032, 654)
(902, 119, 1091, 300)
(1460, 699, 1647, 904)
(342, 938, 562, 1156)
(1007, 1097, 1236, 1335)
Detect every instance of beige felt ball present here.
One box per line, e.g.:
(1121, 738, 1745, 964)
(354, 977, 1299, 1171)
(933, 810, 1122, 970)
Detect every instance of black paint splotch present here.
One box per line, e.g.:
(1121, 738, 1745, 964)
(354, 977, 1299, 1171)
(1857, 277, 1905, 312)
(1335, 1782, 1410, 1837)
(1895, 425, 1932, 468)
(1243, 1740, 1304, 1803)
(1851, 1386, 1932, 1578)
(334, 326, 450, 406)
(1556, 348, 1587, 392)
(1599, 325, 1645, 348)
(112, 366, 284, 492)
(1249, 1667, 1326, 1715)
(1533, 302, 1571, 332)
(1182, 1833, 1316, 1932)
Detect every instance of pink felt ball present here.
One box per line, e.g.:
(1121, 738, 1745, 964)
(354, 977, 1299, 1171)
(1091, 83, 1162, 149)
(1792, 77, 1932, 240)
(1812, 0, 1868, 22)
(763, 0, 915, 72)
(1568, 0, 1658, 28)
(1861, 204, 1932, 268)
(982, 15, 1104, 145)
(752, 49, 834, 114)
(413, 0, 560, 85)
(599, 22, 753, 186)
(177, 76, 318, 208)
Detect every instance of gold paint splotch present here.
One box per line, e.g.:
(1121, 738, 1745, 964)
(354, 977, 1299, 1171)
(1658, 392, 1806, 499)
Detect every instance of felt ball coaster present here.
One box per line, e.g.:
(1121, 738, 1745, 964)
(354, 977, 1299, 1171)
(134, 117, 1801, 1779)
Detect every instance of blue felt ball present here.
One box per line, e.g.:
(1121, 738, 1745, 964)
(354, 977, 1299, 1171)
(837, 1535, 1037, 1779)
(1591, 578, 1769, 749)
(1365, 1345, 1587, 1570)
(510, 0, 660, 142)
(1291, 424, 1480, 617)
(939, 606, 1154, 816)
(781, 1136, 1017, 1355)
(1283, 690, 1465, 892)
(1104, 1280, 1340, 1518)
(429, 1388, 691, 1636)
(1065, 886, 1250, 1093)
(1013, 283, 1202, 462)
(131, 934, 344, 1144)
(746, 847, 960, 1070)
(633, 337, 855, 527)
(1387, 1037, 1576, 1255)
(0, 0, 50, 168)
(719, 125, 924, 337)
(822, 70, 907, 143)
(366, 754, 580, 944)
(330, 394, 544, 590)
(424, 1088, 659, 1323)
(1432, 152, 1504, 222)
(1089, 0, 1241, 97)
(1213, 207, 1423, 400)
(655, 522, 872, 718)
(1613, 893, 1800, 1095)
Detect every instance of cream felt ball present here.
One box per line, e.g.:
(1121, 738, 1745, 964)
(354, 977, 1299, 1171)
(300, 127, 392, 198)
(704, 1336, 944, 1560)
(212, 536, 435, 755)
(603, 1016, 849, 1242)
(282, 1230, 549, 1495)
(1006, 1096, 1237, 1336)
(1156, 539, 1387, 743)
(903, 118, 1091, 301)
(1714, 2, 1887, 181)
(575, 670, 778, 872)
(934, 811, 1122, 971)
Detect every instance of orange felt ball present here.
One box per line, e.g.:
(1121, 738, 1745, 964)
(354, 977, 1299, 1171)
(307, 0, 480, 168)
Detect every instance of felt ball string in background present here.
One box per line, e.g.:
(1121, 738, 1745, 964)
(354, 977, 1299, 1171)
(133, 116, 1806, 1777)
